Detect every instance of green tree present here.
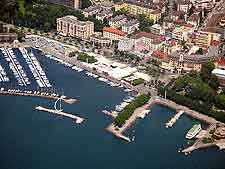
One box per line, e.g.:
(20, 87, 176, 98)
(215, 94, 225, 109)
(200, 61, 215, 83)
(81, 0, 92, 9)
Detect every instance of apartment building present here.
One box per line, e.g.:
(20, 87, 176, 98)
(122, 19, 139, 34)
(83, 6, 101, 17)
(115, 0, 163, 23)
(195, 31, 221, 48)
(103, 27, 125, 41)
(57, 15, 94, 40)
(47, 0, 80, 9)
(109, 15, 127, 28)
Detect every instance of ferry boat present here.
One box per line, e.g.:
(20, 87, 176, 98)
(186, 124, 202, 139)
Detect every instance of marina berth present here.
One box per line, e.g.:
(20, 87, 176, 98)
(1, 48, 30, 86)
(0, 64, 9, 82)
(19, 48, 51, 88)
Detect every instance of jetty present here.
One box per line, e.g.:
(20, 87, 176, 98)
(166, 110, 184, 128)
(106, 97, 155, 142)
(0, 90, 76, 104)
(35, 106, 84, 124)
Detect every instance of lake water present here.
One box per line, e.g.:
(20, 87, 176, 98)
(0, 48, 224, 169)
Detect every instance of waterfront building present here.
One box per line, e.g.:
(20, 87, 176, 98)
(109, 15, 127, 29)
(90, 34, 112, 47)
(0, 33, 17, 43)
(103, 27, 125, 41)
(118, 38, 134, 51)
(57, 15, 94, 40)
(83, 6, 101, 17)
(47, 0, 80, 9)
(161, 47, 219, 73)
(132, 32, 165, 52)
(121, 19, 139, 34)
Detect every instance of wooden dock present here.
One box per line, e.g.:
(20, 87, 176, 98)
(35, 106, 85, 124)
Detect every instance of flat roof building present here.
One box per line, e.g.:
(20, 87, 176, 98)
(57, 15, 94, 40)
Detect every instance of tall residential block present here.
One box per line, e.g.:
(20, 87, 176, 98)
(57, 15, 94, 40)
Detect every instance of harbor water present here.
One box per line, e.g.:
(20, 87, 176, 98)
(0, 48, 224, 169)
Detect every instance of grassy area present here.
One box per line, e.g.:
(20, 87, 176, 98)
(202, 137, 213, 144)
(114, 94, 150, 127)
(77, 53, 97, 63)
(132, 78, 144, 86)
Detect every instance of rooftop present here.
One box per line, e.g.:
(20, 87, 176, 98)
(103, 27, 125, 36)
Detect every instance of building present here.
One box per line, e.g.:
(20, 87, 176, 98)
(151, 24, 165, 35)
(122, 19, 139, 34)
(187, 13, 200, 28)
(195, 0, 215, 11)
(212, 69, 225, 86)
(0, 33, 17, 43)
(96, 10, 113, 21)
(90, 33, 112, 47)
(47, 0, 80, 9)
(132, 32, 165, 52)
(195, 30, 221, 48)
(109, 15, 127, 28)
(57, 15, 94, 40)
(118, 38, 134, 51)
(83, 6, 101, 17)
(176, 0, 192, 13)
(115, 0, 163, 23)
(103, 27, 125, 41)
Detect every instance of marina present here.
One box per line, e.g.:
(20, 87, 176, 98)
(1, 48, 30, 86)
(0, 63, 9, 82)
(19, 48, 51, 88)
(0, 50, 224, 169)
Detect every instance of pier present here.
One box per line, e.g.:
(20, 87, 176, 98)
(0, 90, 76, 104)
(106, 96, 221, 142)
(166, 110, 184, 128)
(35, 106, 84, 124)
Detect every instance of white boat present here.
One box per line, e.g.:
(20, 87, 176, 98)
(186, 124, 202, 139)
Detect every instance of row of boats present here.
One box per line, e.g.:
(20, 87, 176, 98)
(19, 48, 51, 88)
(1, 87, 59, 97)
(0, 64, 9, 82)
(1, 48, 30, 86)
(114, 96, 136, 114)
(45, 54, 133, 92)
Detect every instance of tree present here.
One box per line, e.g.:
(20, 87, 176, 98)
(196, 48, 203, 55)
(81, 0, 92, 9)
(138, 14, 154, 32)
(200, 61, 215, 83)
(215, 94, 225, 109)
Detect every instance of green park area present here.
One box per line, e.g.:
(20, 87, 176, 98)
(158, 61, 225, 123)
(114, 94, 150, 127)
(77, 53, 97, 63)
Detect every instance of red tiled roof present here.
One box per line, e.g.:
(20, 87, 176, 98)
(151, 50, 167, 60)
(211, 40, 220, 46)
(103, 27, 125, 36)
(183, 23, 194, 28)
(172, 10, 185, 16)
(217, 58, 225, 66)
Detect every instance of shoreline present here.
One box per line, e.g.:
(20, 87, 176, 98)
(106, 96, 224, 153)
